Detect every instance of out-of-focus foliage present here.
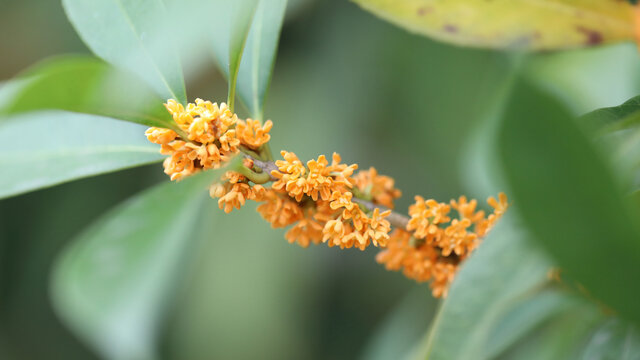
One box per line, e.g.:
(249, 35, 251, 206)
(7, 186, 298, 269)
(581, 95, 640, 132)
(0, 111, 162, 199)
(0, 56, 173, 130)
(62, 0, 187, 103)
(498, 81, 640, 326)
(415, 218, 561, 360)
(581, 96, 640, 190)
(353, 0, 636, 51)
(580, 319, 640, 359)
(52, 165, 236, 360)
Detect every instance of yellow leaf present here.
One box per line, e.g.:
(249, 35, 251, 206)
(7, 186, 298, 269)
(353, 0, 636, 51)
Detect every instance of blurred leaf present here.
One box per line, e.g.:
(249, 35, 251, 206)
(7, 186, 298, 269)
(62, 0, 187, 104)
(581, 319, 640, 360)
(0, 110, 162, 200)
(499, 300, 604, 360)
(580, 96, 640, 191)
(360, 288, 436, 360)
(497, 79, 640, 326)
(352, 0, 635, 51)
(580, 95, 640, 133)
(0, 78, 32, 111)
(481, 288, 576, 359)
(236, 0, 287, 119)
(0, 56, 179, 132)
(523, 43, 640, 116)
(415, 217, 561, 360)
(51, 165, 233, 360)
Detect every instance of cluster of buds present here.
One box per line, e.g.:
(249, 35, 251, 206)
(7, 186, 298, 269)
(145, 99, 272, 181)
(258, 152, 400, 250)
(377, 194, 508, 297)
(146, 98, 508, 298)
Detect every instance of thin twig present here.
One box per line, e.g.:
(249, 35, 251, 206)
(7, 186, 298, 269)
(351, 197, 409, 230)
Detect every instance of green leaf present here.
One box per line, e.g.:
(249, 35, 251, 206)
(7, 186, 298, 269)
(499, 301, 604, 360)
(416, 217, 565, 360)
(0, 110, 163, 199)
(352, 0, 635, 51)
(62, 0, 187, 104)
(51, 166, 231, 360)
(0, 56, 179, 132)
(210, 0, 258, 111)
(581, 319, 640, 359)
(497, 79, 640, 326)
(481, 288, 576, 359)
(580, 95, 640, 133)
(236, 0, 287, 120)
(210, 0, 286, 117)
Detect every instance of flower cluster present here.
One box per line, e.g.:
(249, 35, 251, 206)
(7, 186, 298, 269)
(145, 99, 272, 180)
(353, 167, 401, 208)
(259, 151, 397, 250)
(145, 98, 509, 299)
(209, 158, 267, 213)
(376, 193, 508, 297)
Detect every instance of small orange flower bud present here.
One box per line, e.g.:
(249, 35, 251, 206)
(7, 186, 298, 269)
(236, 119, 273, 149)
(145, 127, 177, 144)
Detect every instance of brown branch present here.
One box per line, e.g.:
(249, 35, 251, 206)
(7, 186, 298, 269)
(244, 155, 411, 230)
(351, 197, 409, 230)
(246, 156, 279, 181)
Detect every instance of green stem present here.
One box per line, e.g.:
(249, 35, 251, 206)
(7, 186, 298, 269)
(239, 146, 262, 160)
(228, 81, 237, 113)
(261, 142, 274, 161)
(234, 163, 271, 184)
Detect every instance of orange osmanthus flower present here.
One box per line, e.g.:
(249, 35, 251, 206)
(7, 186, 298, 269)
(377, 193, 508, 297)
(353, 167, 401, 208)
(236, 119, 273, 149)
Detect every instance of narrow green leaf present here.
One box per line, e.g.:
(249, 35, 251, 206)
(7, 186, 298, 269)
(51, 167, 230, 360)
(497, 79, 640, 326)
(352, 0, 635, 51)
(0, 111, 163, 199)
(236, 0, 287, 120)
(62, 0, 187, 104)
(417, 217, 558, 360)
(209, 0, 287, 117)
(0, 56, 178, 131)
(209, 0, 258, 111)
(228, 0, 259, 112)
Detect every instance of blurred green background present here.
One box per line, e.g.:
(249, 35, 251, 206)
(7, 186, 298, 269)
(1, 0, 639, 359)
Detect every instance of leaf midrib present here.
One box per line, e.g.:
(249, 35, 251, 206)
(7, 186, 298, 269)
(112, 0, 184, 102)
